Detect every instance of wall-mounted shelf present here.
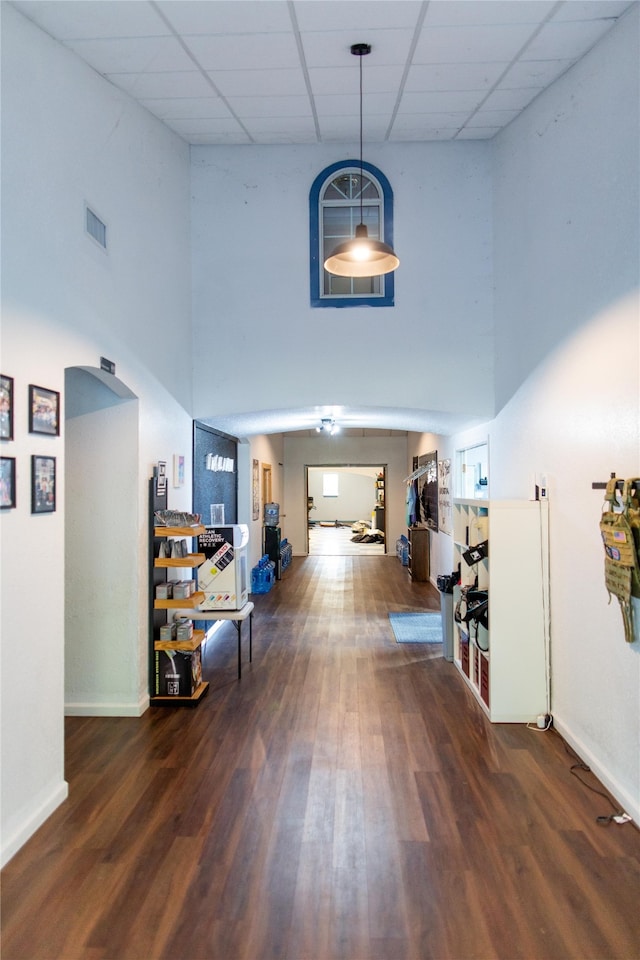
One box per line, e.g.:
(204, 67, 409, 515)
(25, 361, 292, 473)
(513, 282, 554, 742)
(154, 630, 205, 652)
(153, 592, 205, 610)
(154, 554, 205, 568)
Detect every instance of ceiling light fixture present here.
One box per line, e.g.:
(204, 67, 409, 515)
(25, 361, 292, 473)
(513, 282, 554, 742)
(323, 43, 400, 279)
(316, 418, 340, 435)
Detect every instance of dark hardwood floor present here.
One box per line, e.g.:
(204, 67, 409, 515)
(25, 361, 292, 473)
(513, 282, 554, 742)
(2, 555, 639, 960)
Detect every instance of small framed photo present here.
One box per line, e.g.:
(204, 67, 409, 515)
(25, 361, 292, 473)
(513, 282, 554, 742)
(29, 384, 60, 436)
(0, 457, 16, 509)
(31, 455, 56, 514)
(0, 375, 14, 440)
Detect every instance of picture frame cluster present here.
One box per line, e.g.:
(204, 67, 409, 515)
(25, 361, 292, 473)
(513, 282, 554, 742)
(1, 376, 60, 513)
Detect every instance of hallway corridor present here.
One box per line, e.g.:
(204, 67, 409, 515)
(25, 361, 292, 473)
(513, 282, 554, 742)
(2, 555, 639, 960)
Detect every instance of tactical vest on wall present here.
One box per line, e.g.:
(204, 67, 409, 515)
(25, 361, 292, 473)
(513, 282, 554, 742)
(599, 478, 640, 643)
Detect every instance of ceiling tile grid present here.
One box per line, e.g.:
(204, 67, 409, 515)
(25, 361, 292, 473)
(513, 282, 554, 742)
(9, 0, 637, 144)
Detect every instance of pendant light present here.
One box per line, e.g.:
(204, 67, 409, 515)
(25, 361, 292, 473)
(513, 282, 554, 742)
(324, 43, 399, 279)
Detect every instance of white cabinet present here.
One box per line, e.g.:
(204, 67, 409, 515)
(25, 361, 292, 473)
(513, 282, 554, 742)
(452, 498, 548, 723)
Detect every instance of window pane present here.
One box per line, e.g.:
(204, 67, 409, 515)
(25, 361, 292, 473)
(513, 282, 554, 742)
(323, 206, 355, 240)
(353, 276, 379, 295)
(323, 473, 339, 497)
(326, 275, 351, 295)
(317, 166, 389, 301)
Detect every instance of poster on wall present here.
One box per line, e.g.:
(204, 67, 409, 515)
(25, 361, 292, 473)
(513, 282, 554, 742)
(438, 458, 452, 535)
(173, 454, 185, 488)
(417, 451, 439, 531)
(252, 459, 260, 520)
(31, 455, 56, 513)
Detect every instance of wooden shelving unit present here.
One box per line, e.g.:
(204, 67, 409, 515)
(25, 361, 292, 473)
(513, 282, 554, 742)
(407, 527, 430, 581)
(149, 475, 209, 707)
(451, 498, 548, 723)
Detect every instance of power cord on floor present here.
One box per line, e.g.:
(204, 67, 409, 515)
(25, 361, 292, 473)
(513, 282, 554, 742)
(559, 735, 632, 826)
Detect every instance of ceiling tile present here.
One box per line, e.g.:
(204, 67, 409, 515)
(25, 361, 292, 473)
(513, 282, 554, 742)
(10, 0, 170, 39)
(244, 116, 318, 140)
(465, 108, 520, 127)
(392, 111, 469, 131)
(183, 31, 300, 70)
(300, 29, 415, 69)
(481, 87, 541, 111)
(405, 62, 509, 91)
(523, 19, 614, 59)
(456, 126, 501, 139)
(208, 68, 308, 98)
(138, 98, 232, 121)
(413, 23, 541, 63)
(66, 36, 195, 75)
(156, 0, 292, 34)
(308, 64, 405, 96)
(550, 1, 634, 22)
(105, 71, 215, 99)
(189, 131, 252, 145)
(391, 126, 457, 141)
(314, 92, 398, 117)
(164, 116, 247, 136)
(225, 95, 313, 119)
(399, 90, 486, 113)
(293, 0, 423, 32)
(424, 1, 556, 27)
(499, 58, 574, 88)
(318, 115, 389, 140)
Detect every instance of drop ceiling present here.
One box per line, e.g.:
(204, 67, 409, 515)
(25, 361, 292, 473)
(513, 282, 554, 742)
(10, 0, 636, 145)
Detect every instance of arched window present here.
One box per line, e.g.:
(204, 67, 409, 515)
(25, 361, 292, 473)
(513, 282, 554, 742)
(309, 160, 395, 308)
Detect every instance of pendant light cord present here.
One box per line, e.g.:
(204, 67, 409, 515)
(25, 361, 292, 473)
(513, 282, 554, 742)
(359, 49, 364, 227)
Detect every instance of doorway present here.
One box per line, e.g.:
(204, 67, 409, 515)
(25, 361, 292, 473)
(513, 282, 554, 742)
(306, 465, 386, 555)
(64, 366, 141, 715)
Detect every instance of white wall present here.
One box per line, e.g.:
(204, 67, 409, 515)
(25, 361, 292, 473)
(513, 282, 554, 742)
(0, 6, 194, 866)
(284, 435, 408, 556)
(485, 7, 639, 821)
(492, 4, 639, 414)
(190, 140, 494, 423)
(308, 466, 380, 523)
(243, 433, 285, 569)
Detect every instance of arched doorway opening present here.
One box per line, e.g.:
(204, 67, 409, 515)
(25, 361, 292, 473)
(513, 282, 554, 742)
(64, 366, 143, 715)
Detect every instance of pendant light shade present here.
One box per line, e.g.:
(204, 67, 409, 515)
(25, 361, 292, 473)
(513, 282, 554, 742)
(324, 224, 400, 278)
(324, 43, 399, 279)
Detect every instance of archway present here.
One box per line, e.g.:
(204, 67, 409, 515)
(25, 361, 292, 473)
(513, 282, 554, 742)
(64, 366, 142, 715)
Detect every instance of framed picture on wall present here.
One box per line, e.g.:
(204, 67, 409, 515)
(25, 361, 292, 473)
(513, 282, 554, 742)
(31, 455, 56, 513)
(29, 384, 60, 436)
(0, 457, 16, 508)
(0, 375, 14, 440)
(252, 459, 259, 520)
(438, 458, 452, 535)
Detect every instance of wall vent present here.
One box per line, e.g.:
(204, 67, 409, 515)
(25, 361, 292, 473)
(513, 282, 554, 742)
(85, 206, 107, 249)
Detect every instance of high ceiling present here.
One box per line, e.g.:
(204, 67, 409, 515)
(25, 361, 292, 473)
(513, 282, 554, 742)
(10, 0, 635, 438)
(11, 0, 635, 145)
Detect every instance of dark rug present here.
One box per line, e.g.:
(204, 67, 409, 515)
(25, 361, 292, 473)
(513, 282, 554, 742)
(389, 612, 443, 643)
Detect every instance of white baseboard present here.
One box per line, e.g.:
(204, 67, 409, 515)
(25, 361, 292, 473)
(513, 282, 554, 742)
(552, 715, 639, 826)
(1, 780, 69, 868)
(65, 694, 149, 717)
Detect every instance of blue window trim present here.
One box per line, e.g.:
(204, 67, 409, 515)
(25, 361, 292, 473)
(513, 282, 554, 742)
(310, 159, 395, 308)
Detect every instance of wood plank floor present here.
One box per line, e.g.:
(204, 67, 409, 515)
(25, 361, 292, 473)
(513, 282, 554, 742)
(2, 555, 639, 960)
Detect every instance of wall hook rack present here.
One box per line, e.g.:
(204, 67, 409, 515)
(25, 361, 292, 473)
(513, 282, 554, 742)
(592, 473, 639, 497)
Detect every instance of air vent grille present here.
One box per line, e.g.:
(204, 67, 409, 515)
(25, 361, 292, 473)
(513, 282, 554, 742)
(85, 206, 107, 249)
